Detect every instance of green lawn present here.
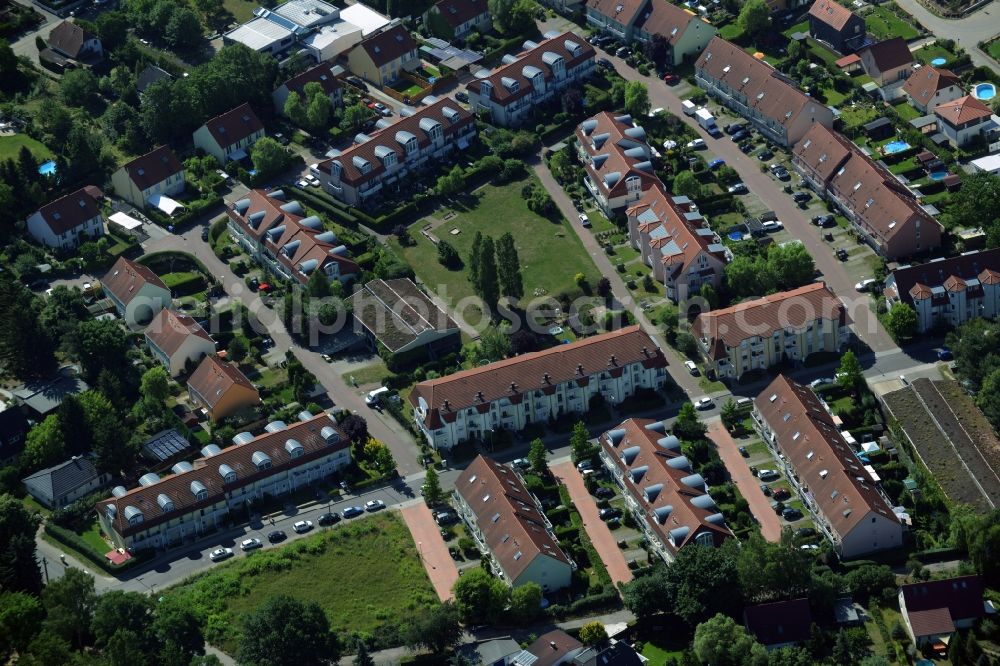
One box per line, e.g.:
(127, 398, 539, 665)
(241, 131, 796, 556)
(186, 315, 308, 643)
(222, 0, 257, 23)
(341, 360, 392, 387)
(818, 82, 848, 107)
(912, 43, 954, 67)
(168, 513, 437, 653)
(864, 6, 920, 41)
(782, 20, 810, 38)
(0, 134, 51, 162)
(719, 23, 744, 42)
(988, 38, 1000, 63)
(892, 101, 923, 123)
(642, 642, 684, 665)
(391, 176, 601, 305)
(78, 520, 109, 554)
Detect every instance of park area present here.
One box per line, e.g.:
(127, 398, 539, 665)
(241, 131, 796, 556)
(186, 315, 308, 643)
(390, 176, 601, 307)
(166, 513, 438, 653)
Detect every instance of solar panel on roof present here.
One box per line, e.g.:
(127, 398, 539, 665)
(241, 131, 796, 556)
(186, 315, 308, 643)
(142, 429, 191, 462)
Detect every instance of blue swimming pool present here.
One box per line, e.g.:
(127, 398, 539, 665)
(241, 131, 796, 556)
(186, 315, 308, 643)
(38, 160, 56, 176)
(728, 231, 744, 241)
(974, 82, 997, 101)
(928, 170, 948, 181)
(930, 57, 947, 66)
(884, 141, 911, 154)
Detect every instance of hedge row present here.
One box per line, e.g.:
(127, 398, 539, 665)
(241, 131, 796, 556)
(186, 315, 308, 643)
(44, 523, 141, 574)
(146, 195, 223, 229)
(546, 585, 620, 620)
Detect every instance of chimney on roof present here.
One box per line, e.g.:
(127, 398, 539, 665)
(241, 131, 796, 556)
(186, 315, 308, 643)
(550, 641, 558, 650)
(443, 399, 451, 411)
(542, 372, 550, 384)
(576, 363, 584, 376)
(609, 354, 618, 367)
(475, 390, 485, 403)
(510, 382, 518, 393)
(642, 346, 649, 357)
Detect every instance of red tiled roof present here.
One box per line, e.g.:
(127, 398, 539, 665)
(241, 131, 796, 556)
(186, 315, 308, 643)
(835, 53, 861, 67)
(601, 418, 734, 556)
(935, 95, 993, 126)
(635, 0, 702, 45)
(145, 309, 213, 357)
(120, 145, 183, 191)
(356, 23, 417, 67)
(587, 0, 647, 26)
(279, 61, 342, 99)
(808, 0, 858, 32)
(102, 256, 168, 307)
(431, 0, 489, 29)
(576, 111, 659, 199)
(409, 326, 666, 428)
(744, 598, 813, 646)
(34, 187, 101, 236)
(96, 414, 350, 536)
(859, 37, 913, 74)
(754, 375, 899, 540)
(901, 66, 961, 109)
(187, 355, 258, 410)
(907, 608, 955, 638)
(48, 20, 97, 58)
(201, 103, 264, 149)
(465, 31, 594, 108)
(455, 456, 571, 582)
(525, 630, 583, 666)
(900, 575, 983, 637)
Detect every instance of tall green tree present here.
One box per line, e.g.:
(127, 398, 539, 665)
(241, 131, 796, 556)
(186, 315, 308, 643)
(436, 165, 464, 197)
(737, 533, 813, 603)
(151, 596, 205, 664)
(884, 302, 918, 341)
(284, 91, 307, 127)
(767, 242, 815, 290)
(140, 366, 170, 402)
(78, 318, 129, 384)
(672, 171, 702, 200)
(0, 277, 54, 378)
(528, 437, 548, 474)
(304, 81, 331, 131)
(354, 639, 374, 666)
(836, 350, 864, 390)
(738, 0, 772, 39)
(693, 613, 767, 666)
(401, 601, 462, 655)
(0, 591, 43, 657)
(91, 591, 156, 650)
(21, 416, 66, 473)
(0, 495, 42, 595)
(478, 325, 512, 362)
(422, 466, 443, 506)
(673, 402, 706, 441)
(495, 232, 523, 300)
(307, 268, 332, 297)
(945, 172, 1000, 246)
(478, 236, 500, 315)
(578, 621, 608, 646)
(251, 137, 291, 180)
(238, 595, 339, 666)
(509, 582, 542, 624)
(41, 567, 96, 647)
(469, 231, 484, 292)
(452, 567, 509, 624)
(80, 391, 134, 475)
(624, 81, 651, 117)
(570, 421, 591, 463)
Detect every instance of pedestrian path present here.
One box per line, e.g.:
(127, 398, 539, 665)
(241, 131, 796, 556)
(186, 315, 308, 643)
(399, 502, 460, 602)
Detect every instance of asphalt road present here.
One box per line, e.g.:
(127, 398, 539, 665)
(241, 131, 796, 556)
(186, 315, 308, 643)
(891, 0, 998, 68)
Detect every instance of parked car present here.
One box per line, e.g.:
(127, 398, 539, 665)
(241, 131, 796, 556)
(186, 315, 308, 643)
(792, 191, 811, 203)
(576, 459, 593, 472)
(774, 169, 790, 181)
(812, 214, 835, 227)
(663, 73, 679, 85)
(782, 508, 803, 521)
(684, 360, 699, 375)
(708, 158, 725, 170)
(739, 142, 754, 154)
(597, 58, 614, 69)
(795, 527, 816, 538)
(578, 213, 591, 227)
(511, 458, 530, 470)
(200, 227, 209, 241)
(739, 446, 749, 457)
(727, 182, 747, 194)
(809, 377, 833, 389)
(293, 520, 313, 533)
(757, 469, 780, 482)
(210, 547, 234, 562)
(836, 248, 849, 261)
(615, 46, 630, 58)
(365, 499, 386, 512)
(855, 278, 877, 292)
(317, 512, 340, 526)
(455, 91, 469, 103)
(730, 129, 749, 143)
(599, 507, 622, 521)
(760, 483, 771, 496)
(761, 220, 783, 232)
(593, 486, 614, 499)
(724, 122, 744, 135)
(773, 488, 791, 501)
(240, 538, 263, 551)
(435, 510, 458, 525)
(342, 506, 364, 518)
(757, 149, 774, 161)
(267, 530, 286, 543)
(305, 174, 320, 187)
(347, 76, 367, 91)
(295, 178, 310, 188)
(686, 138, 706, 150)
(937, 347, 953, 361)
(694, 397, 715, 410)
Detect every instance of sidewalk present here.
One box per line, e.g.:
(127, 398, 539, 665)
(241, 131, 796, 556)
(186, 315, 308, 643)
(706, 422, 781, 542)
(399, 502, 460, 602)
(550, 461, 633, 587)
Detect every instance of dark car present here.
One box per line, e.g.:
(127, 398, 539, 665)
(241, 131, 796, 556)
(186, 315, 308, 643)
(772, 488, 791, 501)
(739, 141, 754, 154)
(792, 191, 811, 203)
(346, 76, 367, 91)
(342, 506, 364, 518)
(317, 512, 340, 526)
(597, 58, 614, 69)
(593, 486, 615, 499)
(201, 227, 209, 241)
(760, 483, 771, 496)
(937, 347, 953, 361)
(724, 122, 743, 135)
(774, 169, 791, 181)
(795, 527, 816, 538)
(757, 149, 774, 161)
(267, 530, 286, 543)
(730, 129, 749, 143)
(836, 248, 849, 261)
(738, 446, 749, 457)
(455, 91, 469, 103)
(812, 214, 835, 227)
(599, 507, 622, 521)
(663, 73, 679, 85)
(782, 508, 803, 521)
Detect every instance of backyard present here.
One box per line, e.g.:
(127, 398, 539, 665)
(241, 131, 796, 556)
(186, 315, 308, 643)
(390, 175, 601, 306)
(863, 5, 920, 41)
(167, 513, 438, 653)
(0, 133, 51, 161)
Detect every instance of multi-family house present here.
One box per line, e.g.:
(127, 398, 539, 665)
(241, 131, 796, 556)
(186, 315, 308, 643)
(187, 355, 261, 422)
(933, 95, 996, 149)
(317, 97, 475, 207)
(627, 183, 729, 303)
(883, 249, 1000, 333)
(423, 0, 492, 38)
(753, 375, 903, 558)
(47, 20, 102, 61)
(901, 66, 963, 114)
(96, 413, 352, 552)
(600, 417, 733, 562)
(272, 62, 344, 117)
(110, 145, 186, 212)
(226, 189, 359, 286)
(693, 282, 848, 381)
(145, 309, 216, 377)
(23, 456, 110, 509)
(898, 575, 984, 646)
(575, 112, 659, 216)
(26, 187, 105, 250)
(586, 0, 716, 66)
(694, 37, 835, 147)
(857, 37, 914, 100)
(792, 123, 942, 260)
(465, 30, 596, 127)
(102, 256, 172, 328)
(409, 326, 669, 450)
(585, 0, 646, 40)
(193, 103, 265, 165)
(352, 278, 461, 360)
(347, 23, 419, 87)
(807, 0, 867, 53)
(454, 455, 574, 590)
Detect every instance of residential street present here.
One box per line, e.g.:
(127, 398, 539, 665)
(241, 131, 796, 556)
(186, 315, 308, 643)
(891, 0, 998, 68)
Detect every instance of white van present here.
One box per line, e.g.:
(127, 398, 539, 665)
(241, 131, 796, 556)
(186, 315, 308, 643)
(682, 100, 697, 116)
(308, 163, 321, 177)
(365, 386, 390, 406)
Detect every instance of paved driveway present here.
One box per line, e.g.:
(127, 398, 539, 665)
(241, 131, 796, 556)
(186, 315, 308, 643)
(399, 503, 460, 601)
(551, 461, 633, 587)
(707, 421, 782, 542)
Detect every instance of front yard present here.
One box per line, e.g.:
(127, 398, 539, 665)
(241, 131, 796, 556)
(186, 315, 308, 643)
(863, 5, 921, 41)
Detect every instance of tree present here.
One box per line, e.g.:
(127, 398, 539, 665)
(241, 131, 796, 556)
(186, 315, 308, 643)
(284, 91, 307, 127)
(509, 582, 542, 624)
(307, 268, 332, 298)
(884, 302, 918, 341)
(452, 567, 509, 624)
(228, 336, 249, 363)
(738, 0, 772, 39)
(622, 566, 675, 618)
(0, 591, 43, 657)
(165, 7, 202, 49)
(402, 601, 462, 655)
(560, 87, 583, 115)
(340, 414, 368, 447)
(81, 391, 133, 475)
(570, 421, 591, 463)
(78, 318, 129, 383)
(437, 240, 462, 269)
(238, 595, 339, 666)
(0, 277, 55, 377)
(624, 80, 651, 117)
(91, 591, 156, 649)
(495, 232, 523, 300)
(844, 565, 896, 604)
(140, 366, 170, 402)
(469, 231, 484, 292)
(737, 533, 813, 604)
(488, 0, 535, 34)
(477, 236, 500, 314)
(305, 90, 331, 132)
(436, 165, 465, 197)
(422, 466, 443, 506)
(579, 621, 608, 646)
(354, 638, 374, 666)
(21, 415, 66, 473)
(596, 276, 612, 299)
(836, 350, 864, 390)
(946, 172, 1000, 245)
(693, 614, 766, 666)
(478, 325, 512, 362)
(528, 438, 548, 474)
(724, 255, 771, 299)
(151, 597, 205, 664)
(643, 33, 669, 69)
(767, 242, 815, 290)
(0, 495, 41, 596)
(340, 103, 371, 131)
(673, 402, 706, 441)
(720, 398, 738, 430)
(41, 567, 96, 647)
(673, 171, 702, 200)
(251, 137, 291, 180)
(669, 540, 743, 626)
(60, 69, 99, 107)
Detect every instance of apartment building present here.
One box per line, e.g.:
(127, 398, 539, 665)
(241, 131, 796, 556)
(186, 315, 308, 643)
(465, 30, 595, 127)
(346, 23, 419, 87)
(693, 282, 848, 381)
(96, 413, 352, 552)
(934, 95, 996, 149)
(145, 309, 216, 377)
(192, 103, 265, 165)
(575, 112, 659, 216)
(792, 124, 942, 260)
(695, 37, 835, 147)
(102, 256, 172, 329)
(901, 66, 963, 114)
(226, 189, 359, 286)
(884, 249, 1000, 333)
(26, 187, 105, 250)
(753, 375, 903, 559)
(272, 62, 344, 116)
(110, 145, 185, 212)
(600, 418, 733, 563)
(409, 326, 669, 450)
(627, 183, 729, 303)
(454, 455, 573, 590)
(317, 97, 475, 207)
(586, 0, 716, 66)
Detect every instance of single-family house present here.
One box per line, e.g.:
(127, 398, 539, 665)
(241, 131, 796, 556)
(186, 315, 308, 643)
(136, 65, 173, 94)
(102, 256, 172, 328)
(899, 575, 984, 646)
(509, 630, 585, 666)
(576, 111, 660, 216)
(193, 103, 265, 165)
(424, 0, 491, 39)
(0, 407, 29, 467)
(11, 367, 89, 420)
(145, 309, 216, 377)
(23, 456, 111, 509)
(934, 95, 996, 148)
(347, 23, 419, 87)
(744, 599, 814, 650)
(857, 37, 913, 100)
(901, 66, 963, 114)
(47, 20, 102, 61)
(110, 145, 186, 212)
(272, 62, 344, 117)
(187, 355, 260, 422)
(808, 0, 867, 53)
(585, 0, 644, 40)
(454, 455, 574, 590)
(352, 278, 461, 361)
(634, 0, 717, 66)
(26, 187, 105, 250)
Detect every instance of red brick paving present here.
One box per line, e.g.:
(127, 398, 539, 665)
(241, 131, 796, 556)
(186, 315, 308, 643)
(707, 421, 782, 542)
(399, 503, 460, 601)
(551, 461, 634, 587)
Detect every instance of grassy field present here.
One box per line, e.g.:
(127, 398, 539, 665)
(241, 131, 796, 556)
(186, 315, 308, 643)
(0, 134, 51, 162)
(864, 6, 920, 41)
(391, 176, 601, 305)
(168, 513, 437, 653)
